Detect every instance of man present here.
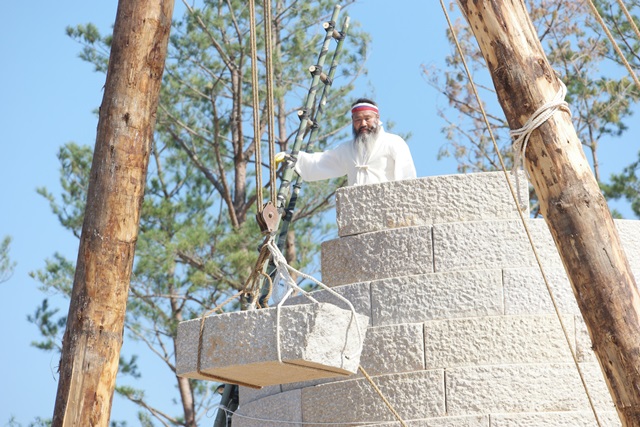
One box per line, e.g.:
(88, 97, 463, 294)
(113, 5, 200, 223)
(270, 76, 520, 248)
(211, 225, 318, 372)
(289, 98, 417, 186)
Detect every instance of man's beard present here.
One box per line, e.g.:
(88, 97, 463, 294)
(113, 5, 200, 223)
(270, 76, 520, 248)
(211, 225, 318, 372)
(353, 123, 380, 161)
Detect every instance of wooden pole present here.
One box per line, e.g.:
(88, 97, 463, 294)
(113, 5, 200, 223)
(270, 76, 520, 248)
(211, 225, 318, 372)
(52, 1, 174, 426)
(457, 1, 640, 425)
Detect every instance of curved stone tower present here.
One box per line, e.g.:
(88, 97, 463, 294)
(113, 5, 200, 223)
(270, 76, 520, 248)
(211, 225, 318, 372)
(234, 171, 639, 426)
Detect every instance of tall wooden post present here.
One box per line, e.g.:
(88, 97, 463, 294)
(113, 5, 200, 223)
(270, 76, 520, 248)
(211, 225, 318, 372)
(457, 1, 640, 425)
(52, 1, 174, 426)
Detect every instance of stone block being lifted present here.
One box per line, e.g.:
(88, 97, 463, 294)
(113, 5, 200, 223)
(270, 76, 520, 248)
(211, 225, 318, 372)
(176, 302, 369, 388)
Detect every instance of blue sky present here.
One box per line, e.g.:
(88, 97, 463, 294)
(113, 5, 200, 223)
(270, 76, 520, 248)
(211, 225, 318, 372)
(1, 0, 637, 425)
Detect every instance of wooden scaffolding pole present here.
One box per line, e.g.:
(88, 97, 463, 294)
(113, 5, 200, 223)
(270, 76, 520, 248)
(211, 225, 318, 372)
(52, 1, 175, 426)
(457, 1, 640, 425)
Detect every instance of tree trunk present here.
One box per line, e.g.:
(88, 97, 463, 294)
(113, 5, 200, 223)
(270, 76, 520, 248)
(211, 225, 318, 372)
(52, 1, 175, 426)
(176, 369, 196, 427)
(285, 228, 297, 266)
(458, 1, 640, 425)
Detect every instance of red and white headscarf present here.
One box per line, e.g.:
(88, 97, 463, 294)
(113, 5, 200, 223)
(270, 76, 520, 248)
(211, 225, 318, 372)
(351, 102, 379, 115)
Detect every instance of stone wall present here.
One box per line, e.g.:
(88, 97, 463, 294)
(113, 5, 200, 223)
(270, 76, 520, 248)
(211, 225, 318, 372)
(233, 171, 639, 426)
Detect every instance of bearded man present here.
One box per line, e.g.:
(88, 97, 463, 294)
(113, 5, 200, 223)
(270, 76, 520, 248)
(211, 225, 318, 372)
(291, 98, 417, 186)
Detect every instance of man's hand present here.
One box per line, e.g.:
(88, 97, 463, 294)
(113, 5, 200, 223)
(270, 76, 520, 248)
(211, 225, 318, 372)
(275, 151, 296, 167)
(275, 151, 288, 165)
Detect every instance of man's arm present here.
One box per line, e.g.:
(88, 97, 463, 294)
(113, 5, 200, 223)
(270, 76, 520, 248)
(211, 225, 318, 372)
(393, 137, 417, 180)
(294, 144, 349, 182)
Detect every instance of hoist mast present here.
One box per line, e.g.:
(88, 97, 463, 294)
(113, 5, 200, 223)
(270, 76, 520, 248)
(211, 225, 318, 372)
(276, 13, 351, 252)
(253, 4, 349, 304)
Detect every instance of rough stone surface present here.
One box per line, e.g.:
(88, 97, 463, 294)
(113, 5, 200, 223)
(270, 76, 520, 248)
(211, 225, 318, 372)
(356, 415, 489, 426)
(321, 226, 433, 286)
(446, 363, 614, 416)
(285, 282, 372, 325)
(424, 315, 574, 368)
(238, 384, 281, 405)
(503, 267, 579, 315)
(300, 370, 445, 425)
(490, 411, 621, 427)
(359, 323, 425, 376)
(336, 171, 529, 237)
(335, 182, 401, 238)
(579, 363, 618, 412)
(433, 219, 562, 272)
(233, 389, 302, 427)
(279, 373, 340, 393)
(176, 303, 369, 387)
(371, 270, 503, 326)
(616, 219, 640, 271)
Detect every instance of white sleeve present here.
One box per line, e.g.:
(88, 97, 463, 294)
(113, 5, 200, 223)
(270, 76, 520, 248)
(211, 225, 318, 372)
(294, 145, 349, 182)
(393, 138, 417, 180)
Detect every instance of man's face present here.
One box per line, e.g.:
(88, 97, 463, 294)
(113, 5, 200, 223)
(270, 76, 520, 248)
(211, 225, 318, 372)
(352, 112, 379, 135)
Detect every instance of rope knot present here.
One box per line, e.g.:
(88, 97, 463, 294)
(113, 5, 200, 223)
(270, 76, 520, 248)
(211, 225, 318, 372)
(510, 80, 571, 170)
(510, 79, 572, 207)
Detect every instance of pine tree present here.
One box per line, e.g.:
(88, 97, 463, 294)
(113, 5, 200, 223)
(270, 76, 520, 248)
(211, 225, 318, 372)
(0, 236, 15, 283)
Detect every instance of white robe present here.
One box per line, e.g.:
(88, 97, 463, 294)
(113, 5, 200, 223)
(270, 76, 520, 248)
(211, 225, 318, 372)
(294, 128, 417, 186)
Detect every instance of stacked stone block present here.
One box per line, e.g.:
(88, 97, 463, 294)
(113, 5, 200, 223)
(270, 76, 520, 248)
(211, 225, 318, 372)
(176, 302, 370, 388)
(234, 171, 639, 426)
